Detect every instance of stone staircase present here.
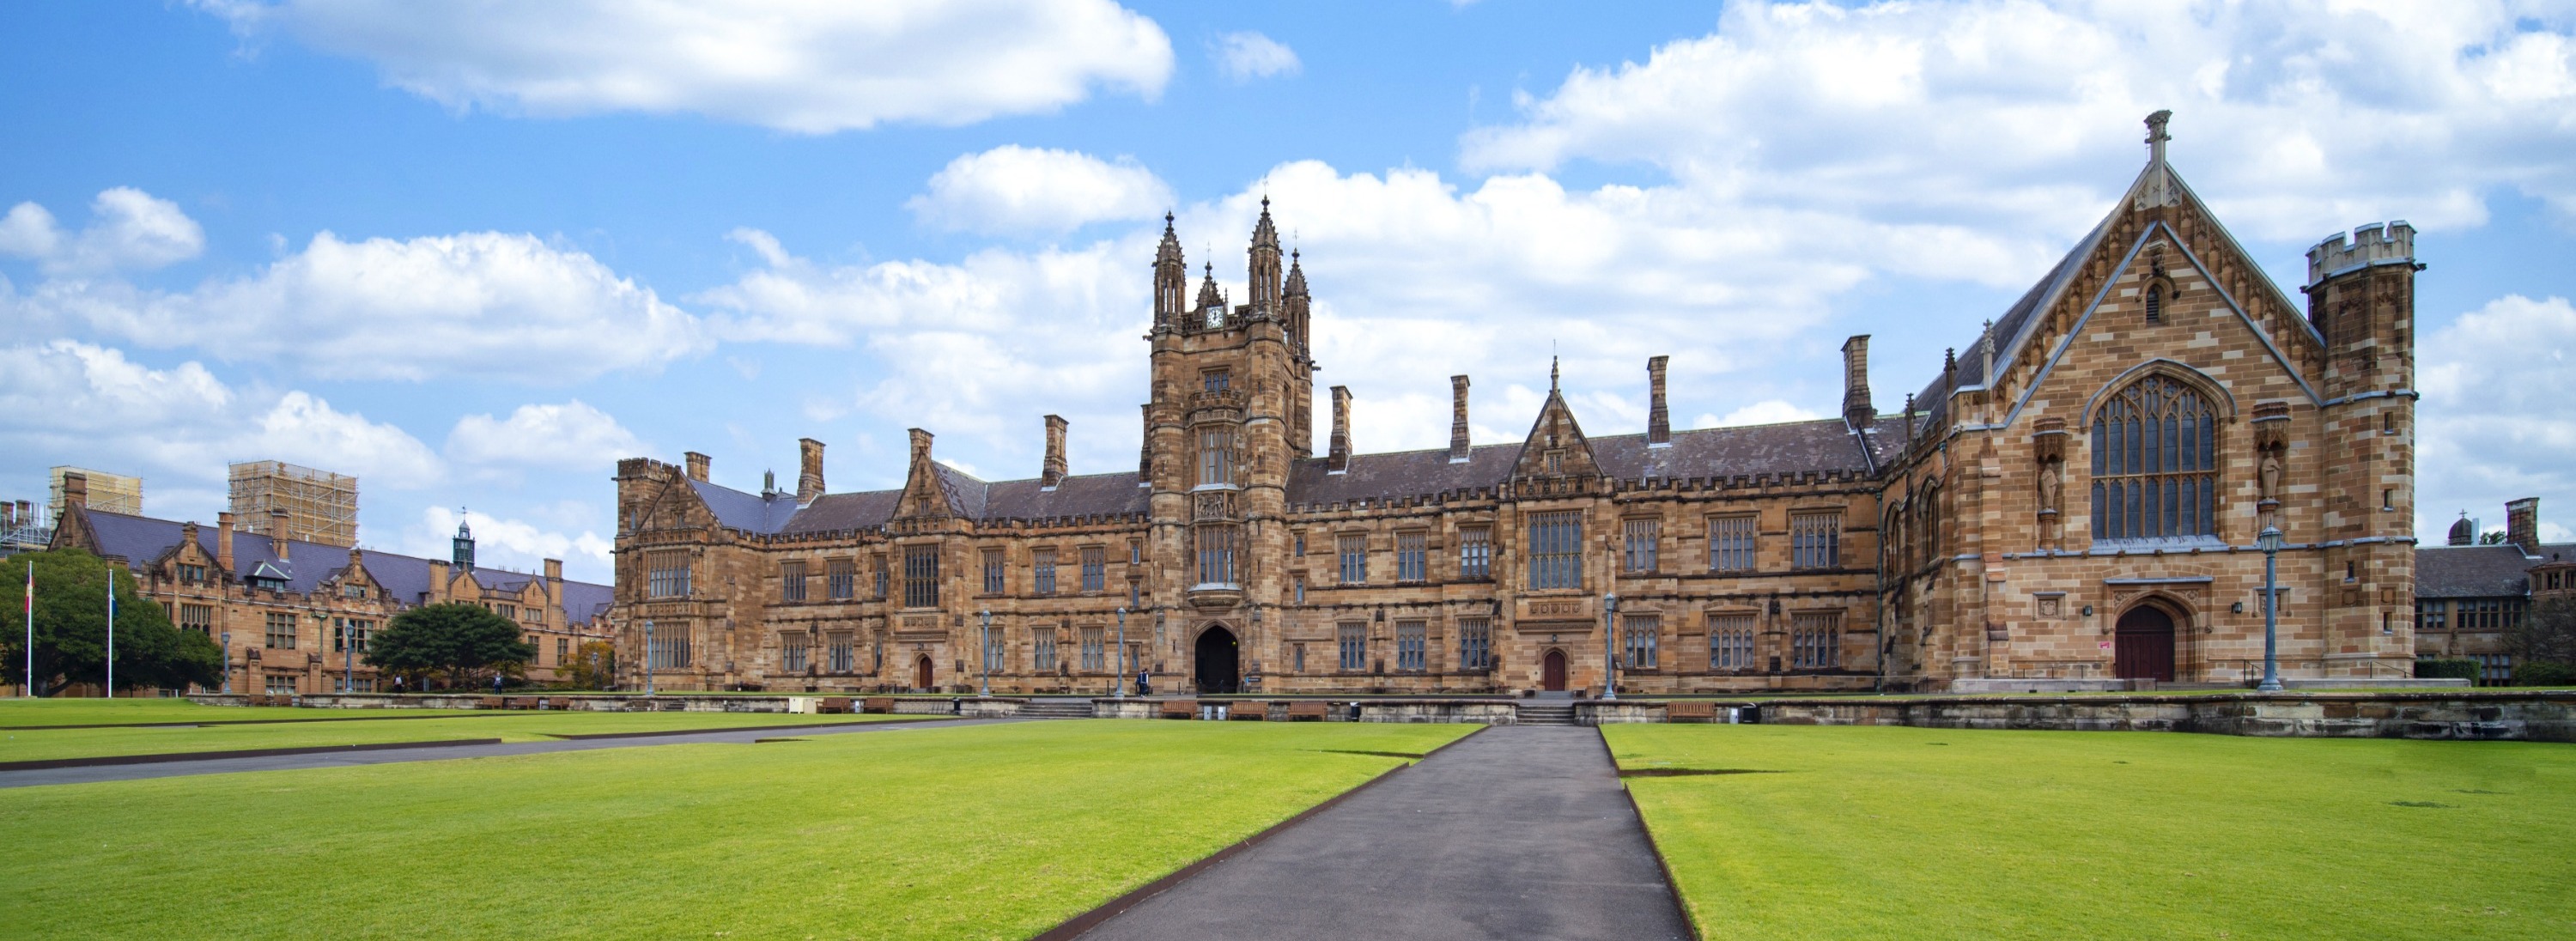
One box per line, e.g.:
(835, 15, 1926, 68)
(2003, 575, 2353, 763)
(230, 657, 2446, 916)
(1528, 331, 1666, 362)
(1516, 701, 1577, 725)
(1019, 698, 1096, 719)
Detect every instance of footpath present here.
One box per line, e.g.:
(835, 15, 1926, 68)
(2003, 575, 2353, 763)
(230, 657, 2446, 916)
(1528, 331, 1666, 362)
(1069, 724, 1691, 941)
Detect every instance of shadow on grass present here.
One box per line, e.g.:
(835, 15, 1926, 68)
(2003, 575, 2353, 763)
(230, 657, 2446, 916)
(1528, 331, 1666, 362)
(1311, 749, 1428, 759)
(1618, 768, 1783, 778)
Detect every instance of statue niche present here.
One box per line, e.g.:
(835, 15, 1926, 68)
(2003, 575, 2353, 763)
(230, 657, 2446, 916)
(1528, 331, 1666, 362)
(2033, 418, 2069, 550)
(2252, 402, 2290, 534)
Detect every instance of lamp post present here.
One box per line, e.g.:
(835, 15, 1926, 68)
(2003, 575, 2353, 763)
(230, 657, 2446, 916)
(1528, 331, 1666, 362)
(979, 609, 993, 697)
(219, 632, 232, 695)
(2257, 525, 2285, 693)
(1114, 607, 1127, 699)
(1601, 592, 1619, 700)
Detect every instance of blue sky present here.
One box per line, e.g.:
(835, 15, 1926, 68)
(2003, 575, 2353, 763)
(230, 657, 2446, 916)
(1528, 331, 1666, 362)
(5, 0, 2573, 581)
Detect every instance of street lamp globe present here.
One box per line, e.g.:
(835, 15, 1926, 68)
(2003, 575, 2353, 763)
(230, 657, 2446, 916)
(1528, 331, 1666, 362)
(2257, 525, 2284, 555)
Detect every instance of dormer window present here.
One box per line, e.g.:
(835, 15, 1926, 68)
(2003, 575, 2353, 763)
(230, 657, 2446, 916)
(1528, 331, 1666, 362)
(342, 583, 367, 599)
(178, 563, 206, 583)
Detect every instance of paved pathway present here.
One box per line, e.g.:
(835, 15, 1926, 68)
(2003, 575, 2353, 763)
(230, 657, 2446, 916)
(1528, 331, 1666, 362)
(1074, 724, 1691, 941)
(0, 717, 1010, 789)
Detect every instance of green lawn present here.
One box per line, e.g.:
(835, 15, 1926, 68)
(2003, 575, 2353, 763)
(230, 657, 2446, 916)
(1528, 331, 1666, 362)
(0, 698, 499, 727)
(0, 719, 1473, 939)
(0, 710, 927, 762)
(1605, 724, 2576, 940)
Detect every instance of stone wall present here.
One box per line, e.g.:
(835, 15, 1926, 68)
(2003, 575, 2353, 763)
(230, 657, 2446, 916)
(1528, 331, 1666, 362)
(1755, 691, 2576, 741)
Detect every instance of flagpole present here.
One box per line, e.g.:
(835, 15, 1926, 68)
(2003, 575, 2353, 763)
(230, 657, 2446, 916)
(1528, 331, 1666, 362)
(22, 561, 32, 698)
(105, 569, 115, 698)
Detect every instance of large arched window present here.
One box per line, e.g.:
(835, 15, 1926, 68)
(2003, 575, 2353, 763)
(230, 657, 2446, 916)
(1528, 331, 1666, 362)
(2091, 375, 2217, 540)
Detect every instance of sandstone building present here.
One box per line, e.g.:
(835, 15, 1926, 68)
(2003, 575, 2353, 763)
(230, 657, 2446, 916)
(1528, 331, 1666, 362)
(610, 113, 2421, 695)
(43, 472, 615, 694)
(2416, 499, 2573, 683)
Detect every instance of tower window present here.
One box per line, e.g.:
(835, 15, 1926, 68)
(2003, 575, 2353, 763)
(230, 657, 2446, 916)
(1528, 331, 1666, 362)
(2144, 285, 2163, 323)
(1198, 427, 1236, 487)
(1202, 370, 1230, 393)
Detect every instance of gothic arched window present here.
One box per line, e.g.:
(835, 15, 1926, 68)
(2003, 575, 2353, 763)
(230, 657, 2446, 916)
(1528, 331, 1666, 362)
(2091, 375, 2217, 540)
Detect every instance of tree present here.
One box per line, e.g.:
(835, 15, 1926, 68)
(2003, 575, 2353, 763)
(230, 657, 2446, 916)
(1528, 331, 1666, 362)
(0, 549, 222, 696)
(366, 603, 536, 690)
(2505, 596, 2576, 683)
(557, 640, 617, 689)
(2479, 531, 2508, 545)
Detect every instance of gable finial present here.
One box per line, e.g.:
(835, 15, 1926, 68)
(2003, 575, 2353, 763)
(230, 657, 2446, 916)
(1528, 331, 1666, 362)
(1550, 355, 1560, 391)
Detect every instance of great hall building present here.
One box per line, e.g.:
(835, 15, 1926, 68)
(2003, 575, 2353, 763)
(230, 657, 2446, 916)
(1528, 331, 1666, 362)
(610, 113, 2421, 695)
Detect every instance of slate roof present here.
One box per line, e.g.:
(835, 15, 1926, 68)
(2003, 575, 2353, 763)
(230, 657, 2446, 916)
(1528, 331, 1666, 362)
(69, 507, 611, 625)
(2415, 544, 2543, 599)
(1283, 415, 1906, 507)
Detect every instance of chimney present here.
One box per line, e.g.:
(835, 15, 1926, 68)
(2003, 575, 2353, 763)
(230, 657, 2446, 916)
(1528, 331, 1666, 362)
(1841, 336, 1874, 429)
(908, 428, 933, 465)
(63, 472, 88, 510)
(2506, 498, 2540, 555)
(544, 558, 563, 612)
(1042, 415, 1068, 488)
(429, 559, 449, 598)
(1327, 386, 1352, 473)
(1647, 356, 1671, 446)
(796, 438, 825, 505)
(13, 501, 27, 529)
(269, 507, 290, 561)
(2146, 109, 2172, 167)
(216, 512, 235, 574)
(1449, 376, 1472, 463)
(684, 452, 710, 483)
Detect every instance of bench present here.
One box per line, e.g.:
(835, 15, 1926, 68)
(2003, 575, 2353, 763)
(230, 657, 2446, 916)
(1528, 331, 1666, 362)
(862, 697, 896, 714)
(1664, 701, 1718, 722)
(506, 696, 539, 710)
(1229, 703, 1267, 720)
(818, 696, 854, 714)
(1158, 700, 1199, 719)
(546, 697, 573, 711)
(1285, 700, 1331, 721)
(477, 696, 504, 709)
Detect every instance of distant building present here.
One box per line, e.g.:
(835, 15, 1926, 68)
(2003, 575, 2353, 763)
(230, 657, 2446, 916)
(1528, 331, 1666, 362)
(50, 466, 141, 522)
(46, 486, 614, 695)
(2416, 499, 2574, 683)
(228, 460, 359, 549)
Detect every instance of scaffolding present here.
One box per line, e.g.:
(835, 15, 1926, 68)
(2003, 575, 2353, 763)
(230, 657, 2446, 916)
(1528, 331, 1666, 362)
(228, 460, 359, 548)
(49, 466, 143, 523)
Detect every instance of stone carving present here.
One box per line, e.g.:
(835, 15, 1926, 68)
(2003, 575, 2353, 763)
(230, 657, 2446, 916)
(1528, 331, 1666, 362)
(2258, 449, 2283, 503)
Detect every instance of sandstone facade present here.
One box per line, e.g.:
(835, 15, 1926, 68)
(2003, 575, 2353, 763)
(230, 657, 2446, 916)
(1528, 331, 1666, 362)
(610, 114, 2421, 695)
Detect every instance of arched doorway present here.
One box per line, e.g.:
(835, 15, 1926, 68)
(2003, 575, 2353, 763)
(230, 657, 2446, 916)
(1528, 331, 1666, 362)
(914, 654, 934, 691)
(1540, 649, 1569, 692)
(2114, 604, 2177, 683)
(1194, 626, 1239, 694)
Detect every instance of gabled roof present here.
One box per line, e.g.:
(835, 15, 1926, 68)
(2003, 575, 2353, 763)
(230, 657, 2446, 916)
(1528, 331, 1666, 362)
(1910, 159, 2314, 439)
(66, 507, 610, 625)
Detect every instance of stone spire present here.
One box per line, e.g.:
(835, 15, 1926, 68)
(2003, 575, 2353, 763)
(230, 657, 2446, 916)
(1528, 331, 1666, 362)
(1249, 196, 1284, 312)
(1195, 260, 1225, 316)
(1153, 212, 1186, 330)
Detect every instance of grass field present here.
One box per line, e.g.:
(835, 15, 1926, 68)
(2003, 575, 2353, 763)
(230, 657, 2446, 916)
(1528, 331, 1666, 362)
(1605, 724, 2576, 940)
(0, 720, 1474, 939)
(0, 698, 501, 727)
(0, 710, 924, 762)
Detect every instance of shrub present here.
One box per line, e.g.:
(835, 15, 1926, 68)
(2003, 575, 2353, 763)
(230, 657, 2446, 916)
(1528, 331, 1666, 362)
(2412, 659, 2482, 682)
(2511, 660, 2576, 687)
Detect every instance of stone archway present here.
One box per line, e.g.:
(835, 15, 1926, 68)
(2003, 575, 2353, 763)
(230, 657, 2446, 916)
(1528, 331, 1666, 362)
(1194, 625, 1240, 695)
(2113, 604, 2178, 683)
(1540, 649, 1569, 692)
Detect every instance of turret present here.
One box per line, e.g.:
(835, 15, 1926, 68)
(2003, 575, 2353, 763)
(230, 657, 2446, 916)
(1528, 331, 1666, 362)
(452, 511, 476, 573)
(1153, 213, 1186, 331)
(1248, 197, 1282, 313)
(1194, 261, 1225, 327)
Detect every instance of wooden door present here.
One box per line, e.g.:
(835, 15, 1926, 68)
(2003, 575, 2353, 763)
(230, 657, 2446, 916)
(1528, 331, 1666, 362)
(914, 655, 934, 691)
(1541, 649, 1568, 691)
(2113, 606, 2177, 682)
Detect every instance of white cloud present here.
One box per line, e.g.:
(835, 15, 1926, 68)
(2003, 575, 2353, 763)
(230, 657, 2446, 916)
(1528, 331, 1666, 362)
(446, 400, 647, 471)
(0, 188, 204, 275)
(1463, 1, 2576, 240)
(198, 0, 1174, 133)
(2417, 294, 2576, 541)
(906, 146, 1173, 235)
(405, 505, 611, 581)
(10, 230, 709, 382)
(1702, 400, 1826, 428)
(1214, 32, 1300, 82)
(0, 338, 442, 491)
